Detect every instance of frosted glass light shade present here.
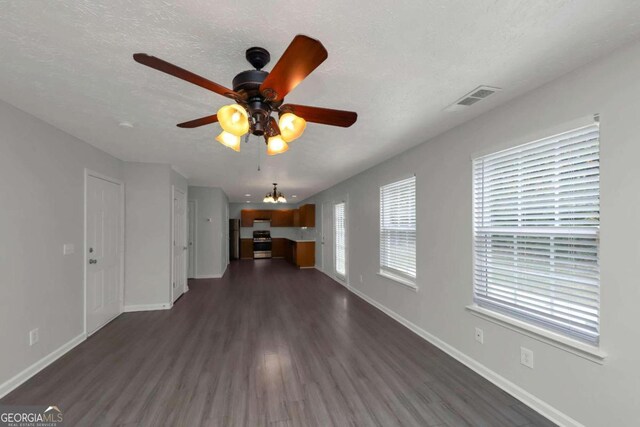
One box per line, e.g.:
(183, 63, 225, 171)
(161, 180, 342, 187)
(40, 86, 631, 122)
(278, 113, 306, 142)
(217, 104, 249, 136)
(216, 131, 241, 152)
(267, 135, 289, 156)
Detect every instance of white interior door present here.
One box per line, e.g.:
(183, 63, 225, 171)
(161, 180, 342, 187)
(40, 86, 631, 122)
(187, 200, 196, 278)
(321, 201, 333, 274)
(86, 173, 122, 335)
(173, 188, 187, 301)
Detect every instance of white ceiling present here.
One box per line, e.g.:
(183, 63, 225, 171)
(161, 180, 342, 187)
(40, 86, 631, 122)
(2, 1, 640, 202)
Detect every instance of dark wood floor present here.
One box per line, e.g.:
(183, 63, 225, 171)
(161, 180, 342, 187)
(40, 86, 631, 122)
(2, 260, 555, 426)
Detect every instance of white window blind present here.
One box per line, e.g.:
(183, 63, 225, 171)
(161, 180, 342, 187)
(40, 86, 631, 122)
(473, 123, 600, 344)
(335, 202, 346, 278)
(380, 176, 416, 281)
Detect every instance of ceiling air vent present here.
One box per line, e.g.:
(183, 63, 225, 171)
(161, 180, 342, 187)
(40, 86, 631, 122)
(445, 86, 501, 112)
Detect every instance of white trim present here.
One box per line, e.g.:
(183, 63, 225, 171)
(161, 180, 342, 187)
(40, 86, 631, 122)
(171, 186, 187, 304)
(84, 169, 125, 337)
(344, 284, 583, 427)
(466, 305, 606, 364)
(0, 333, 86, 399)
(123, 303, 171, 312)
(377, 270, 418, 291)
(194, 274, 224, 279)
(187, 199, 198, 279)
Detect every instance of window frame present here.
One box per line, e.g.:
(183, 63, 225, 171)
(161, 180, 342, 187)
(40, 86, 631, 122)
(379, 175, 417, 289)
(334, 201, 347, 281)
(470, 119, 604, 358)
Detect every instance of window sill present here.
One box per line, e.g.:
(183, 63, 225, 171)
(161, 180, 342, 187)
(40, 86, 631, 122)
(377, 271, 418, 291)
(466, 305, 606, 364)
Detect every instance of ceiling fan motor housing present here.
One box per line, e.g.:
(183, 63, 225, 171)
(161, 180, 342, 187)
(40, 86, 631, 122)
(232, 63, 278, 137)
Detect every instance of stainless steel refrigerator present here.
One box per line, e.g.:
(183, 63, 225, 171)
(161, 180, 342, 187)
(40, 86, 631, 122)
(229, 219, 240, 260)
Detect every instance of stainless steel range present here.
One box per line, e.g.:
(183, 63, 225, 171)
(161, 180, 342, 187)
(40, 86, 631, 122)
(253, 230, 272, 259)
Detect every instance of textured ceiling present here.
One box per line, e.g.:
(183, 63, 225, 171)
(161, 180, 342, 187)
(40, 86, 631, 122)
(2, 1, 640, 202)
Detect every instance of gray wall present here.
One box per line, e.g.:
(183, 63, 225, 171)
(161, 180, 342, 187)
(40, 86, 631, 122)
(188, 186, 228, 278)
(123, 163, 187, 308)
(303, 39, 640, 426)
(0, 100, 123, 390)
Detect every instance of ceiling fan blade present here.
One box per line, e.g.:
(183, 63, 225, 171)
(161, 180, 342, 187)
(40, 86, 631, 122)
(259, 35, 328, 102)
(133, 53, 242, 100)
(281, 104, 357, 127)
(177, 114, 218, 128)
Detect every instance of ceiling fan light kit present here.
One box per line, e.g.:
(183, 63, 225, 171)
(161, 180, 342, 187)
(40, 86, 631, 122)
(133, 34, 357, 156)
(267, 135, 289, 156)
(217, 104, 249, 136)
(215, 131, 241, 152)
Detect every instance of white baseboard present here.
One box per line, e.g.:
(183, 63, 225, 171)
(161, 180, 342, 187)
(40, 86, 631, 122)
(0, 333, 86, 399)
(123, 303, 171, 312)
(193, 274, 223, 279)
(345, 284, 583, 427)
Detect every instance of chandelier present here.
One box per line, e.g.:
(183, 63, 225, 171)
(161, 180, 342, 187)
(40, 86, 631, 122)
(263, 183, 287, 203)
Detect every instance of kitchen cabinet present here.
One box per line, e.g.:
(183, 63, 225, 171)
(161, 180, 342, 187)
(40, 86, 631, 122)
(241, 210, 255, 227)
(241, 209, 273, 226)
(284, 239, 315, 268)
(292, 209, 300, 227)
(240, 239, 253, 259)
(271, 210, 293, 227)
(272, 238, 286, 258)
(239, 205, 315, 228)
(298, 204, 315, 227)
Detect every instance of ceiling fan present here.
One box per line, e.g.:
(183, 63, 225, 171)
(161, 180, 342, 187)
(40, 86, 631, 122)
(133, 34, 357, 155)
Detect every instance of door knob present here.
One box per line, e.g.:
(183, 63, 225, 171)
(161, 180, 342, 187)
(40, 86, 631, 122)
(89, 259, 97, 264)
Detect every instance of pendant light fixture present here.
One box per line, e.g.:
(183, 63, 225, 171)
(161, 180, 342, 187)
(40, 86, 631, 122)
(263, 183, 287, 203)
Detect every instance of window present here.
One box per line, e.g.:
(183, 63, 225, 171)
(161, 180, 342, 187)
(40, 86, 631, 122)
(380, 176, 416, 283)
(473, 123, 600, 344)
(334, 202, 346, 279)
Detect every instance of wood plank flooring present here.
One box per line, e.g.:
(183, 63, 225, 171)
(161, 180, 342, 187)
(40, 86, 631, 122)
(2, 260, 556, 426)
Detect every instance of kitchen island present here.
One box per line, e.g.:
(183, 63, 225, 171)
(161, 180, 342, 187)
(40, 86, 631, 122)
(272, 238, 315, 268)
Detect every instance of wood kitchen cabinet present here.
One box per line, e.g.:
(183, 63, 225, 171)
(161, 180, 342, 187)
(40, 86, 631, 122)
(283, 239, 315, 268)
(241, 209, 273, 226)
(240, 205, 315, 228)
(240, 239, 253, 259)
(298, 204, 315, 227)
(241, 210, 255, 227)
(271, 238, 286, 258)
(271, 210, 293, 227)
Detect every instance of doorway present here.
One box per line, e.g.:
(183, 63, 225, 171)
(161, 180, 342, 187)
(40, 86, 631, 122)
(85, 170, 123, 336)
(187, 200, 196, 278)
(172, 187, 187, 302)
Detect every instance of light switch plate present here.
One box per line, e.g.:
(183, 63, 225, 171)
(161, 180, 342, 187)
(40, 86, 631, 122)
(63, 243, 75, 255)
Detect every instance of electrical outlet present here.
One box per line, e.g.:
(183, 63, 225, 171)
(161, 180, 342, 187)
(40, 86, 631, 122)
(475, 327, 484, 344)
(29, 328, 39, 346)
(359, 274, 363, 283)
(520, 347, 534, 369)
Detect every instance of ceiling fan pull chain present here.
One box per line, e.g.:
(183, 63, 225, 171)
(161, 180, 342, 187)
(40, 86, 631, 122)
(257, 141, 261, 172)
